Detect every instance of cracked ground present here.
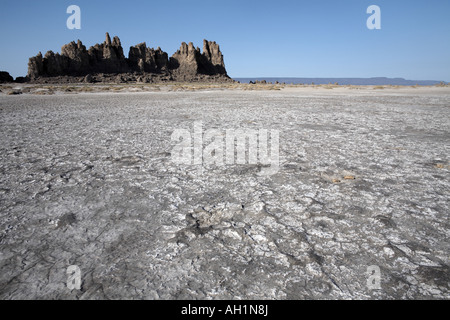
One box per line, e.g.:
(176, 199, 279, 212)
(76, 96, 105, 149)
(0, 86, 449, 299)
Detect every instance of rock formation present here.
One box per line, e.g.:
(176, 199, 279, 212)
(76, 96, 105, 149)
(0, 71, 14, 83)
(168, 40, 227, 80)
(87, 33, 128, 74)
(169, 42, 202, 77)
(201, 40, 227, 75)
(26, 33, 231, 83)
(128, 43, 169, 74)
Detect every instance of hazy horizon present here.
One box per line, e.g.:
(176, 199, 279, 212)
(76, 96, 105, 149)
(233, 77, 448, 85)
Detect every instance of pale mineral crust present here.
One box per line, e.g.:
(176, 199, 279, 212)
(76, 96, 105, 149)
(0, 87, 448, 300)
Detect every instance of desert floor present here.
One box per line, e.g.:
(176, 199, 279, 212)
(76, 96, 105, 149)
(0, 85, 449, 299)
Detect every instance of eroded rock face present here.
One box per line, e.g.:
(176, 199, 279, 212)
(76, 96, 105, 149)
(27, 33, 230, 82)
(169, 42, 202, 77)
(88, 33, 128, 74)
(43, 51, 69, 76)
(128, 43, 169, 74)
(201, 40, 227, 75)
(27, 53, 44, 79)
(60, 40, 90, 75)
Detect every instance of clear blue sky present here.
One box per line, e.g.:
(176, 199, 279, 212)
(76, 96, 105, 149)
(0, 0, 449, 81)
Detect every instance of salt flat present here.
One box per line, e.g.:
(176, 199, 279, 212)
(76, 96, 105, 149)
(0, 86, 449, 299)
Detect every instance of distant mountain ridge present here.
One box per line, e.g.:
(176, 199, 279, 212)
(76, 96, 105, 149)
(234, 77, 448, 86)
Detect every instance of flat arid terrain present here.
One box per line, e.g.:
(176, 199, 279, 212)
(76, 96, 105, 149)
(0, 84, 449, 299)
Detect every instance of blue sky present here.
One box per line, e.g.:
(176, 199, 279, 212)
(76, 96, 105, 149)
(0, 0, 449, 81)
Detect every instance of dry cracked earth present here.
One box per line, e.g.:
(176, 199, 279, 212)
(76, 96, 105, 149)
(0, 86, 449, 300)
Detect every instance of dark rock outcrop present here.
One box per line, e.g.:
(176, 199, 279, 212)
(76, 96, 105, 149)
(15, 77, 28, 83)
(169, 42, 202, 77)
(0, 71, 14, 83)
(201, 40, 227, 75)
(27, 33, 231, 83)
(87, 33, 128, 74)
(168, 40, 227, 80)
(128, 43, 169, 74)
(28, 52, 44, 79)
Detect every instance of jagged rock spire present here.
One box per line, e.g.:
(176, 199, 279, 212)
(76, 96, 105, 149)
(105, 32, 112, 46)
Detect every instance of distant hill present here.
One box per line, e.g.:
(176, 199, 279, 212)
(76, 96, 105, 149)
(233, 77, 447, 86)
